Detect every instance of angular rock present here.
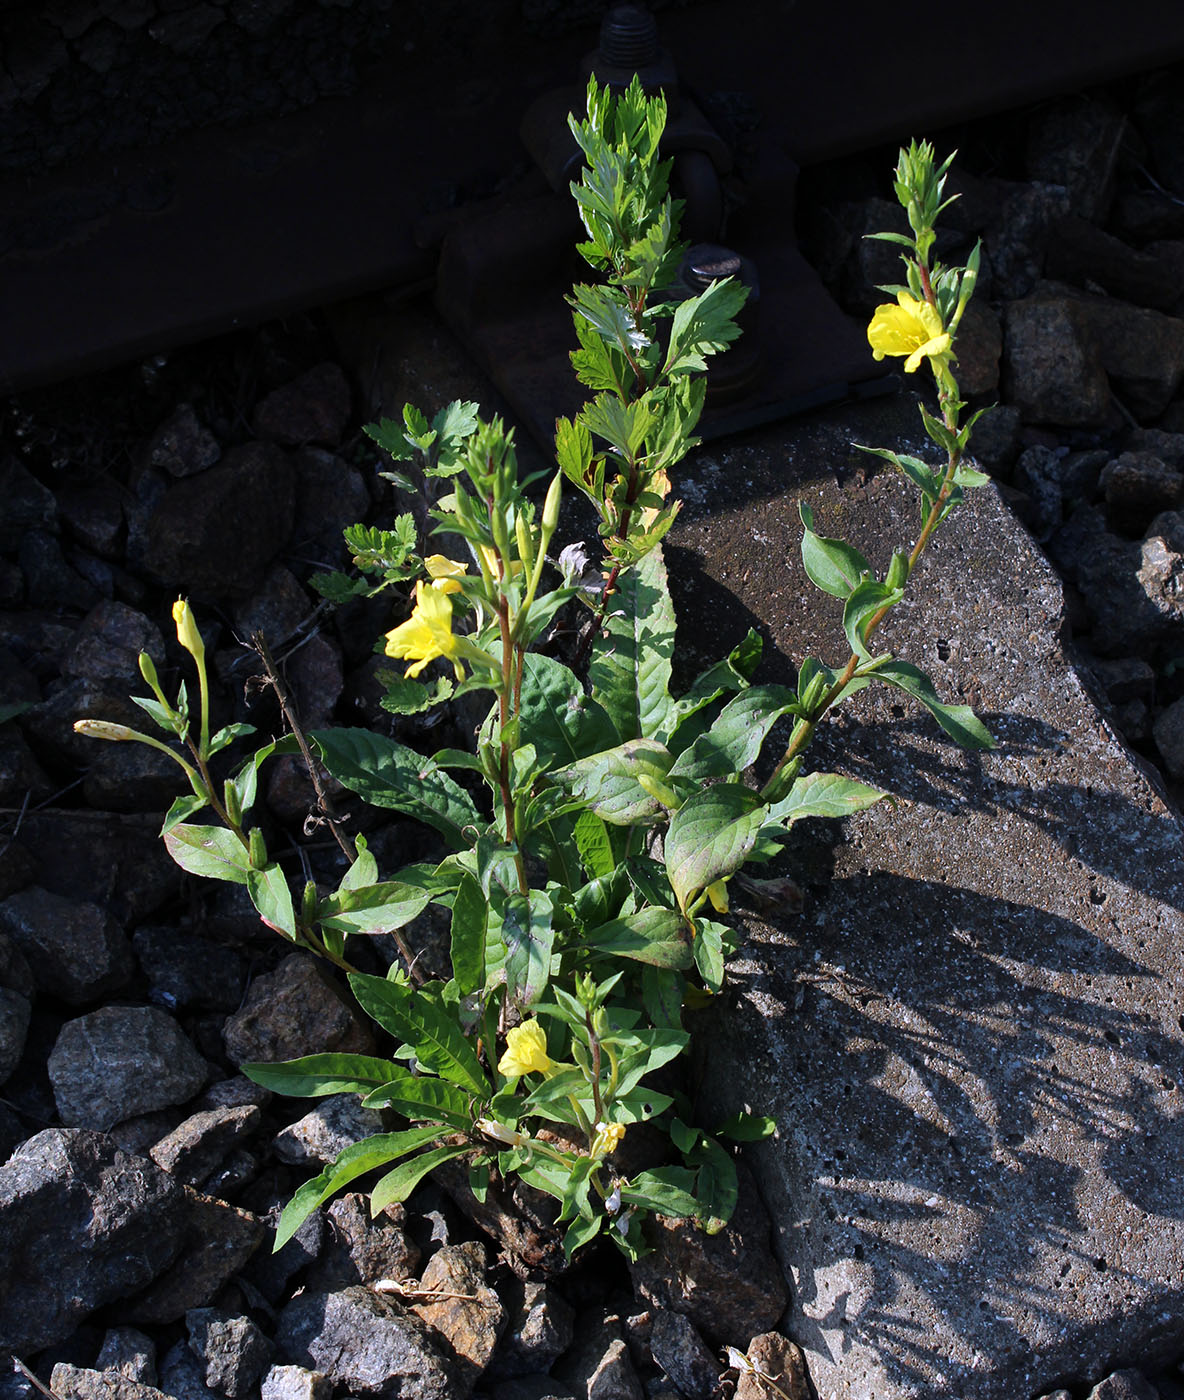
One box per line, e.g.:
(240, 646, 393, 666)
(150, 1105, 262, 1185)
(0, 987, 31, 1086)
(260, 1366, 332, 1400)
(491, 1380, 576, 1400)
(291, 446, 370, 556)
(134, 441, 295, 600)
(49, 1005, 208, 1130)
(1046, 216, 1182, 311)
(147, 404, 221, 478)
(187, 1309, 274, 1398)
(20, 529, 99, 609)
(133, 925, 246, 1013)
(1025, 97, 1127, 223)
(552, 1312, 643, 1400)
(732, 1333, 809, 1400)
(1087, 657, 1156, 706)
(252, 363, 351, 448)
(950, 300, 1001, 398)
(1076, 296, 1184, 420)
(157, 1341, 214, 1400)
(305, 1191, 421, 1291)
(0, 1128, 187, 1352)
(240, 1193, 324, 1305)
(1152, 697, 1184, 781)
(411, 1241, 507, 1394)
(1087, 1372, 1162, 1400)
(57, 484, 125, 559)
(1012, 445, 1064, 538)
(60, 600, 165, 688)
(628, 1162, 787, 1345)
(276, 1286, 454, 1399)
(272, 1093, 384, 1167)
(49, 1366, 169, 1400)
(1101, 453, 1184, 535)
(648, 1310, 721, 1400)
(125, 1189, 264, 1324)
(0, 457, 57, 551)
(675, 396, 1184, 1399)
(0, 887, 134, 1003)
(222, 952, 374, 1065)
(0, 726, 55, 807)
(487, 1279, 575, 1381)
(232, 565, 311, 647)
(95, 1327, 158, 1384)
(1002, 297, 1110, 427)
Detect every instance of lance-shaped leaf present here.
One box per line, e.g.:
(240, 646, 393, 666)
(619, 1165, 699, 1217)
(500, 889, 555, 1007)
(514, 655, 618, 770)
(873, 659, 995, 749)
(316, 881, 433, 936)
(689, 1133, 738, 1234)
(588, 544, 676, 742)
(842, 578, 904, 660)
(360, 1066, 472, 1128)
(349, 975, 490, 1098)
(580, 907, 692, 969)
(764, 770, 888, 827)
(311, 729, 481, 849)
(241, 1053, 405, 1098)
(163, 824, 251, 884)
(554, 738, 674, 826)
(247, 865, 296, 939)
(449, 872, 486, 998)
(799, 503, 871, 600)
(664, 783, 769, 914)
(669, 684, 799, 781)
(275, 1127, 444, 1247)
(693, 917, 725, 992)
(371, 1143, 475, 1213)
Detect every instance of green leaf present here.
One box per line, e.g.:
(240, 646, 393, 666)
(842, 578, 904, 660)
(954, 461, 992, 488)
(317, 881, 433, 936)
(500, 889, 555, 1007)
(664, 784, 768, 914)
(716, 1111, 776, 1142)
(160, 794, 208, 834)
(693, 916, 725, 991)
(449, 872, 487, 998)
(857, 445, 942, 502)
(360, 1066, 472, 1128)
(669, 684, 798, 781)
(581, 907, 692, 969)
(312, 729, 481, 849)
(339, 835, 378, 893)
(556, 415, 597, 489)
(513, 655, 618, 770)
(554, 738, 673, 826)
(163, 824, 251, 885)
(128, 694, 183, 736)
(662, 277, 748, 378)
(691, 1134, 737, 1233)
(572, 810, 616, 880)
(349, 976, 490, 1097)
(371, 1141, 476, 1212)
(207, 722, 256, 757)
(241, 1053, 404, 1098)
(275, 1127, 443, 1247)
(377, 672, 455, 717)
(873, 659, 995, 749)
(620, 1166, 699, 1217)
(642, 966, 684, 1029)
(247, 865, 297, 939)
(588, 544, 676, 742)
(798, 502, 872, 600)
(564, 1211, 603, 1258)
(765, 770, 887, 826)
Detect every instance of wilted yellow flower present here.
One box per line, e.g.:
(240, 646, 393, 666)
(423, 556, 467, 594)
(705, 879, 730, 914)
(497, 1020, 553, 1078)
(867, 292, 951, 373)
(172, 599, 205, 664)
(384, 581, 463, 680)
(590, 1120, 626, 1160)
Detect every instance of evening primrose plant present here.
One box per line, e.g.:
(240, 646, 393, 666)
(78, 116, 991, 1260)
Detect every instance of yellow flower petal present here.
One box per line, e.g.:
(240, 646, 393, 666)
(498, 1020, 553, 1078)
(590, 1120, 626, 1160)
(867, 292, 950, 372)
(424, 556, 467, 594)
(383, 581, 460, 678)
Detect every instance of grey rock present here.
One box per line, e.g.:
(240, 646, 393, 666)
(158, 1341, 217, 1400)
(492, 1381, 577, 1400)
(1101, 453, 1184, 534)
(232, 565, 311, 648)
(49, 1005, 208, 1131)
(133, 925, 246, 1013)
(291, 447, 370, 555)
(950, 300, 1001, 398)
(1152, 698, 1184, 781)
(1075, 295, 1184, 421)
(148, 404, 221, 478)
(61, 600, 165, 688)
(629, 1160, 787, 1344)
(252, 363, 351, 448)
(676, 395, 1184, 1399)
(1002, 297, 1111, 427)
(0, 727, 54, 807)
(276, 1286, 454, 1398)
(1128, 429, 1184, 465)
(222, 953, 373, 1065)
(273, 1093, 383, 1167)
(96, 1327, 158, 1384)
(133, 441, 295, 600)
(241, 1194, 324, 1304)
(1088, 657, 1157, 706)
(259, 1367, 332, 1400)
(0, 887, 134, 1003)
(57, 485, 124, 558)
(0, 457, 57, 550)
(1137, 525, 1184, 642)
(732, 1334, 809, 1400)
(187, 1309, 274, 1398)
(0, 987, 31, 1085)
(50, 1366, 169, 1400)
(1046, 215, 1181, 311)
(20, 529, 99, 609)
(1087, 1372, 1162, 1400)
(0, 1128, 187, 1352)
(199, 1147, 260, 1200)
(648, 1310, 721, 1400)
(147, 3, 223, 52)
(0, 931, 35, 1000)
(1025, 96, 1127, 223)
(410, 1240, 507, 1395)
(197, 1076, 271, 1112)
(150, 1105, 262, 1185)
(552, 1312, 643, 1400)
(1012, 445, 1064, 538)
(305, 1191, 421, 1291)
(967, 405, 1021, 473)
(0, 1104, 23, 1162)
(488, 1279, 575, 1381)
(984, 181, 1072, 300)
(126, 1189, 264, 1325)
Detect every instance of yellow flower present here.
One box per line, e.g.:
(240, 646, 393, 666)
(497, 1020, 553, 1078)
(867, 292, 951, 373)
(383, 581, 463, 680)
(423, 556, 467, 594)
(706, 879, 730, 914)
(590, 1120, 626, 1160)
(172, 599, 205, 664)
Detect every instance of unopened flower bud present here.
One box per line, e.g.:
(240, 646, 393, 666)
(73, 719, 138, 742)
(541, 472, 562, 536)
(475, 1118, 525, 1147)
(172, 599, 205, 665)
(248, 827, 268, 869)
(138, 651, 161, 690)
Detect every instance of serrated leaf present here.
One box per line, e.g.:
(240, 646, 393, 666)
(310, 571, 371, 604)
(874, 659, 995, 749)
(163, 824, 251, 885)
(664, 784, 768, 914)
(589, 544, 676, 742)
(312, 729, 481, 849)
(799, 502, 872, 600)
(377, 671, 455, 717)
(662, 277, 748, 377)
(349, 975, 490, 1097)
(241, 1053, 404, 1098)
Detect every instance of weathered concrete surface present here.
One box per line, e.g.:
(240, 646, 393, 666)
(669, 394, 1184, 1400)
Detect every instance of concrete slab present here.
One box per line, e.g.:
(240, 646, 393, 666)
(672, 394, 1184, 1398)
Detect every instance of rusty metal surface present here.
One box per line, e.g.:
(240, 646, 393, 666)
(4, 0, 1184, 396)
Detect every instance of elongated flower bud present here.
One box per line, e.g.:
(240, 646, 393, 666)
(542, 472, 562, 536)
(73, 719, 139, 742)
(172, 599, 205, 664)
(138, 651, 161, 690)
